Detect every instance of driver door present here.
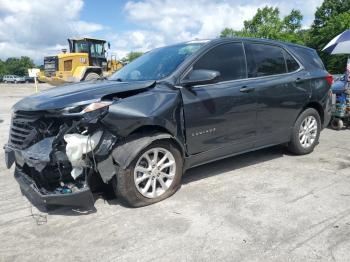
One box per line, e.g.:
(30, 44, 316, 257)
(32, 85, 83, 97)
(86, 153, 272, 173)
(180, 42, 257, 156)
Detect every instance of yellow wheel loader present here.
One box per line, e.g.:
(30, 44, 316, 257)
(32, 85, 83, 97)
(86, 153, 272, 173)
(39, 38, 123, 85)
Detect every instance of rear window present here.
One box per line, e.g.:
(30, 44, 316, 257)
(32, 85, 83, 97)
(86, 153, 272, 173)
(245, 43, 287, 77)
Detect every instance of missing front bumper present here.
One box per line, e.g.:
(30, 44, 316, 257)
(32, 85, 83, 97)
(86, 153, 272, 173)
(14, 168, 95, 208)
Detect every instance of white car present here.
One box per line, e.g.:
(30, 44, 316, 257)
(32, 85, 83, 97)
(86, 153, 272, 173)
(2, 75, 26, 83)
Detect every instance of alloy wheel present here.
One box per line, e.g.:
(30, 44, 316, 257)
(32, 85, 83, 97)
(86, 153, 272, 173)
(134, 147, 176, 198)
(299, 116, 318, 148)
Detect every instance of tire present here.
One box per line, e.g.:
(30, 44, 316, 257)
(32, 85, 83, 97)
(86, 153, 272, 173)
(4, 81, 7, 84)
(83, 72, 100, 81)
(112, 139, 183, 207)
(288, 108, 321, 155)
(14, 81, 17, 84)
(330, 118, 343, 130)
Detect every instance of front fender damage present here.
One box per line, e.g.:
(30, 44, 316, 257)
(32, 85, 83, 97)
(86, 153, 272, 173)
(97, 133, 173, 183)
(5, 114, 174, 208)
(5, 83, 183, 208)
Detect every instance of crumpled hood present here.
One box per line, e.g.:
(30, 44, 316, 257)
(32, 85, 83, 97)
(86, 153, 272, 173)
(13, 80, 156, 111)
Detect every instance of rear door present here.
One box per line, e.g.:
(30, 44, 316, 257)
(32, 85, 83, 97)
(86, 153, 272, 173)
(181, 42, 257, 155)
(244, 42, 310, 146)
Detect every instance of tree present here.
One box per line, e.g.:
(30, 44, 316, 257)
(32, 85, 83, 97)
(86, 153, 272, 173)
(220, 7, 305, 44)
(0, 59, 7, 77)
(313, 0, 350, 28)
(122, 51, 144, 63)
(309, 0, 350, 73)
(4, 56, 35, 76)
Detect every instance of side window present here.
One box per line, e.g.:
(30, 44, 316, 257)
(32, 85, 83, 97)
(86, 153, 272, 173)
(245, 43, 287, 77)
(191, 42, 246, 82)
(284, 51, 300, 72)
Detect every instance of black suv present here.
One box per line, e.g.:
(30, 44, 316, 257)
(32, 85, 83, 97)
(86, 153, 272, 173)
(4, 38, 332, 208)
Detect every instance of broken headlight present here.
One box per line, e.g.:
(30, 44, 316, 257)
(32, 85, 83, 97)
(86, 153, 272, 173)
(62, 101, 112, 115)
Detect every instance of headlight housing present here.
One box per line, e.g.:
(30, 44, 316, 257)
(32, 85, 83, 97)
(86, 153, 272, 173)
(61, 101, 112, 115)
(82, 101, 112, 113)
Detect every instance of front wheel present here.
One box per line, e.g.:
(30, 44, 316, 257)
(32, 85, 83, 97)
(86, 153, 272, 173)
(288, 108, 321, 155)
(83, 72, 100, 81)
(113, 140, 183, 207)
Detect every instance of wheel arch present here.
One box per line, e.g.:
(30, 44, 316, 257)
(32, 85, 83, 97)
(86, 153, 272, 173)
(82, 67, 103, 80)
(127, 125, 186, 158)
(72, 66, 102, 81)
(300, 101, 324, 125)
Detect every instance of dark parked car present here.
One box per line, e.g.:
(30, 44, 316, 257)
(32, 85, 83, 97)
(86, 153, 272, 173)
(4, 38, 332, 208)
(24, 76, 35, 83)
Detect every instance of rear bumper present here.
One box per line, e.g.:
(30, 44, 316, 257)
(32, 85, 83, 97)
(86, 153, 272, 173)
(14, 168, 94, 208)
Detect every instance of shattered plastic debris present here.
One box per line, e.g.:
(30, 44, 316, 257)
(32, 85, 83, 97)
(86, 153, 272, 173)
(64, 131, 103, 179)
(20, 137, 55, 172)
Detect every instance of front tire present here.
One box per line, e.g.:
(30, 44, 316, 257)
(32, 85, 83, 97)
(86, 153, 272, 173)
(113, 140, 183, 207)
(288, 108, 321, 155)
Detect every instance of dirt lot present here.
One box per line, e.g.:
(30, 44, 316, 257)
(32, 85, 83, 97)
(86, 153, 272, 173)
(0, 83, 349, 262)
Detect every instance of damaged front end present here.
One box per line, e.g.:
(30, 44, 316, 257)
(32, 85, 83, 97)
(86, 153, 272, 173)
(4, 103, 117, 208)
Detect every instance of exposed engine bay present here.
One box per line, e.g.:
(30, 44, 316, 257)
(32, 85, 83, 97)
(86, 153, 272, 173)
(5, 106, 118, 207)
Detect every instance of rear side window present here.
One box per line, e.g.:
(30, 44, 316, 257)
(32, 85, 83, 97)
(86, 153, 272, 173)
(192, 42, 246, 82)
(284, 51, 300, 72)
(245, 43, 287, 77)
(290, 46, 325, 70)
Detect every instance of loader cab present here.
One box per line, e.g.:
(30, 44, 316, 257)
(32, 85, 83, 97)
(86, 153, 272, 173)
(68, 38, 108, 69)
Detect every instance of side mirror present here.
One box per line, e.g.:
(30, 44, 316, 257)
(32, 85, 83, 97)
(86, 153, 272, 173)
(181, 69, 220, 87)
(108, 42, 111, 49)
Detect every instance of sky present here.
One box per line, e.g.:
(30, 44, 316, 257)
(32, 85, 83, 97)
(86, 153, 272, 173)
(0, 0, 324, 64)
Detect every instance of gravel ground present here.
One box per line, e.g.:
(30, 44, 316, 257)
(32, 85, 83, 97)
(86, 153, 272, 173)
(0, 83, 349, 262)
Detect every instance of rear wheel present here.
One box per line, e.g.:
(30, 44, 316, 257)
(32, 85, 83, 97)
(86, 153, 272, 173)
(113, 140, 183, 207)
(288, 108, 321, 155)
(84, 72, 100, 81)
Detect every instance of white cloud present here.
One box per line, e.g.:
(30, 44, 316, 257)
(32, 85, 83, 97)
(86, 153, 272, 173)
(0, 0, 104, 62)
(117, 0, 323, 56)
(0, 0, 324, 63)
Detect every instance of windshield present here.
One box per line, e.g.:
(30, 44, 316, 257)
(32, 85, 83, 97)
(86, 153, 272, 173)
(110, 42, 205, 81)
(74, 41, 89, 53)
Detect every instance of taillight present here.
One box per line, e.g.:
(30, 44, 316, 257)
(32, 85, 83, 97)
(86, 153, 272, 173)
(325, 74, 334, 86)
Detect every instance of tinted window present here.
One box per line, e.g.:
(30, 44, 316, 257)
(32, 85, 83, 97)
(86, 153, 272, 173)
(284, 51, 300, 72)
(192, 42, 246, 82)
(290, 46, 325, 70)
(246, 43, 287, 77)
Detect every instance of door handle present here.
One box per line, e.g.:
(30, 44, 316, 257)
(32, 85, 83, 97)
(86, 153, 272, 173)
(295, 78, 304, 84)
(240, 86, 255, 93)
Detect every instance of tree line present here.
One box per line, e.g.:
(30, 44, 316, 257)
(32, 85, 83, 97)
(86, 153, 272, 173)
(221, 0, 350, 73)
(0, 57, 35, 77)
